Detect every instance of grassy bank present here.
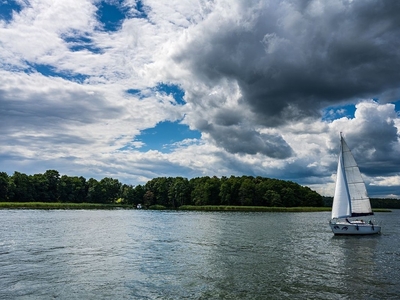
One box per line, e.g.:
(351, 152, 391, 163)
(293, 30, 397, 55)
(0, 202, 392, 212)
(371, 208, 392, 212)
(178, 205, 331, 212)
(0, 202, 133, 210)
(178, 205, 392, 212)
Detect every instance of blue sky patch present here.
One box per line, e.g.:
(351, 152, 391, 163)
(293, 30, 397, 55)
(0, 1, 22, 23)
(62, 33, 103, 53)
(322, 103, 356, 122)
(27, 63, 89, 83)
(394, 99, 400, 112)
(96, 1, 129, 32)
(154, 83, 186, 105)
(126, 84, 186, 103)
(126, 89, 143, 99)
(134, 0, 149, 18)
(134, 121, 201, 153)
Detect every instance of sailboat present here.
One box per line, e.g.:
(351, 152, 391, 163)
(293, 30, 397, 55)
(329, 133, 381, 235)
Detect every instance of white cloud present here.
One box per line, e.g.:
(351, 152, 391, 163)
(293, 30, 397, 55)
(0, 0, 399, 199)
(369, 175, 400, 187)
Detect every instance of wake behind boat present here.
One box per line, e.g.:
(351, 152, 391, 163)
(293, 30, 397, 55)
(329, 133, 381, 235)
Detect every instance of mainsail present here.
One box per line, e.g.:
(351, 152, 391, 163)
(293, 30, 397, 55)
(331, 135, 373, 219)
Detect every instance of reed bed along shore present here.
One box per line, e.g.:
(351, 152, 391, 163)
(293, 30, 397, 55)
(178, 205, 391, 212)
(0, 202, 392, 212)
(178, 206, 390, 212)
(178, 205, 332, 212)
(0, 202, 132, 210)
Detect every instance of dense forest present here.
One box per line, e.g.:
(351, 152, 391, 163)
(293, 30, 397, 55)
(0, 170, 324, 208)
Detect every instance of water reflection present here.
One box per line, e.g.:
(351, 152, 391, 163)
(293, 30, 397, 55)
(0, 210, 399, 299)
(328, 235, 379, 298)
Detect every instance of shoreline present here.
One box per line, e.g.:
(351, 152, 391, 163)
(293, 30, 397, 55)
(0, 202, 131, 210)
(0, 202, 392, 212)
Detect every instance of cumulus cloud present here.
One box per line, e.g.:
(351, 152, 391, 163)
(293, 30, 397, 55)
(0, 0, 399, 198)
(329, 101, 400, 177)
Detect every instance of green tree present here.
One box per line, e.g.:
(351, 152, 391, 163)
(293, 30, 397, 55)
(219, 177, 232, 205)
(302, 187, 324, 206)
(239, 178, 255, 206)
(281, 187, 298, 207)
(229, 176, 242, 206)
(255, 180, 269, 206)
(190, 177, 208, 206)
(133, 184, 146, 206)
(59, 175, 86, 203)
(0, 172, 9, 201)
(31, 173, 49, 202)
(44, 170, 60, 202)
(120, 184, 136, 205)
(168, 177, 190, 208)
(143, 190, 155, 207)
(145, 177, 173, 206)
(205, 176, 221, 205)
(265, 190, 282, 207)
(86, 178, 102, 203)
(190, 176, 221, 206)
(9, 172, 33, 202)
(99, 177, 122, 204)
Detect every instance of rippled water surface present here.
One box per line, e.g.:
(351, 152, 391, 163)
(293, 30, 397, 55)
(0, 209, 399, 299)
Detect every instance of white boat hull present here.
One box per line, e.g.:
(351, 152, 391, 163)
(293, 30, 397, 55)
(329, 221, 381, 235)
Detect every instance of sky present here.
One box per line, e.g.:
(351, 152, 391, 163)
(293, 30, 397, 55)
(1, 0, 399, 198)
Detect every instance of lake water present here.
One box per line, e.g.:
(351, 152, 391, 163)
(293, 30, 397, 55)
(0, 209, 399, 300)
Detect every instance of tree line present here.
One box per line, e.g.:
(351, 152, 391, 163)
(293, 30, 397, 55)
(0, 170, 324, 208)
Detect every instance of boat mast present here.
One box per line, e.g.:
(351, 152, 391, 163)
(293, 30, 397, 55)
(339, 132, 352, 214)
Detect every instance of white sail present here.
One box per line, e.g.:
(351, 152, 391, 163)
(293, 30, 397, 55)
(341, 137, 373, 216)
(331, 149, 351, 219)
(331, 135, 373, 219)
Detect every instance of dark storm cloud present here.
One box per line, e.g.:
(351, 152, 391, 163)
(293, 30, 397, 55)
(200, 122, 293, 158)
(176, 0, 400, 126)
(213, 108, 242, 126)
